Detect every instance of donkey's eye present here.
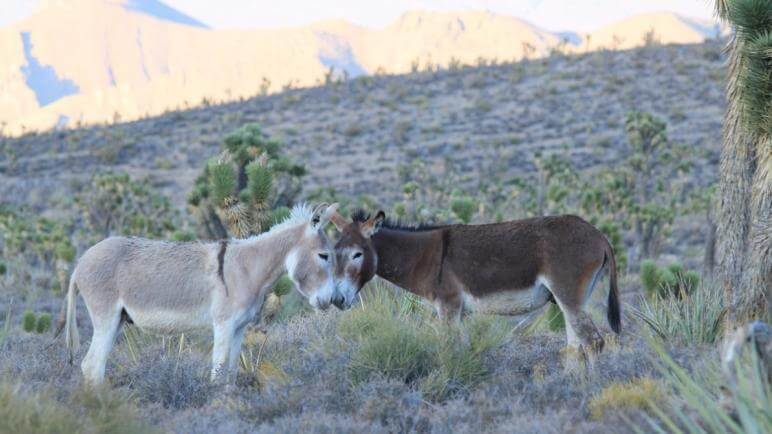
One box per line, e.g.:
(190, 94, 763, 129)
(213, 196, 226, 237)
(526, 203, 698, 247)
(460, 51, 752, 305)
(318, 253, 329, 261)
(352, 252, 363, 259)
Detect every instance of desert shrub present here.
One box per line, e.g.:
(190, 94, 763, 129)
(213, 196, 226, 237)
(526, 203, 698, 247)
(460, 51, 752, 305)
(640, 260, 659, 294)
(36, 313, 51, 334)
(421, 315, 509, 401)
(0, 383, 156, 434)
(340, 282, 507, 401)
(114, 337, 215, 410)
(588, 377, 664, 420)
(631, 281, 725, 344)
(274, 290, 311, 322)
(21, 310, 53, 334)
(272, 275, 293, 297)
(73, 386, 158, 434)
(0, 384, 80, 434)
(340, 288, 435, 384)
(22, 310, 36, 332)
(75, 172, 181, 240)
(348, 317, 436, 384)
(640, 261, 700, 298)
(450, 196, 476, 223)
(640, 339, 770, 434)
(239, 340, 289, 389)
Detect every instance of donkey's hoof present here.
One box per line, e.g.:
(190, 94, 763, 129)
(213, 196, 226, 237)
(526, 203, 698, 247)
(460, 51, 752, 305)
(588, 335, 605, 354)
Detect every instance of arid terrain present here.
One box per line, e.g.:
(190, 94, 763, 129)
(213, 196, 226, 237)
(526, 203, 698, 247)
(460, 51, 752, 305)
(1, 35, 764, 434)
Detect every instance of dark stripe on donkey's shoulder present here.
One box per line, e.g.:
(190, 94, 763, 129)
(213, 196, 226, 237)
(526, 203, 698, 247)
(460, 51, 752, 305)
(218, 240, 228, 296)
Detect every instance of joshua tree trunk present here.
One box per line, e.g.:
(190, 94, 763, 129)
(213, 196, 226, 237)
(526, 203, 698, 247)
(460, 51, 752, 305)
(744, 143, 771, 316)
(199, 205, 229, 240)
(703, 211, 716, 278)
(714, 2, 772, 324)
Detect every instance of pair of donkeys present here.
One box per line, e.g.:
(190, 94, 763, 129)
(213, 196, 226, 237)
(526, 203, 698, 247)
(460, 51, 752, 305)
(62, 202, 621, 385)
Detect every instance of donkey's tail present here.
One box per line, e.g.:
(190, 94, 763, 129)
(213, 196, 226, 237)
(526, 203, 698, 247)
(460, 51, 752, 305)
(605, 242, 621, 334)
(64, 270, 80, 363)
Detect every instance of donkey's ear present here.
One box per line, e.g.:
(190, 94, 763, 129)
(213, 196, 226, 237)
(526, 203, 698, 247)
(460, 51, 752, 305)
(329, 210, 350, 232)
(311, 203, 330, 228)
(361, 211, 385, 237)
(318, 203, 339, 228)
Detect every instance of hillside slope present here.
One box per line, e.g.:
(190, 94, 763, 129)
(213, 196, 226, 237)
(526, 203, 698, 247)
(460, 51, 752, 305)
(0, 41, 725, 215)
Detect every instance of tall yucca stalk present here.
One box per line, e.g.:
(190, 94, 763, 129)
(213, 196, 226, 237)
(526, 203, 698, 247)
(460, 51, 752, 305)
(714, 0, 772, 323)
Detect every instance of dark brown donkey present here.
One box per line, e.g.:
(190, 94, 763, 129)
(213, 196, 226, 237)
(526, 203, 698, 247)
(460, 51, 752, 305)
(330, 211, 620, 352)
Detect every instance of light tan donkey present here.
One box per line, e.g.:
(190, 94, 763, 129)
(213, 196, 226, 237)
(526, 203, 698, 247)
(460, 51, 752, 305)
(64, 203, 339, 385)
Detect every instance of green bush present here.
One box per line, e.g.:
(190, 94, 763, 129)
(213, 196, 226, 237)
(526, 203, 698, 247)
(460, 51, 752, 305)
(22, 310, 36, 333)
(640, 261, 700, 298)
(421, 315, 508, 401)
(339, 282, 507, 401)
(349, 318, 436, 384)
(640, 260, 659, 295)
(170, 230, 196, 242)
(54, 242, 75, 263)
(36, 313, 51, 334)
(272, 275, 293, 297)
(0, 262, 6, 276)
(450, 197, 476, 224)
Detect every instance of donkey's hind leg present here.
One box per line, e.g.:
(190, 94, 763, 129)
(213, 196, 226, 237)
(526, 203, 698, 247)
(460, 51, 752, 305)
(434, 292, 463, 324)
(559, 305, 604, 354)
(81, 305, 122, 385)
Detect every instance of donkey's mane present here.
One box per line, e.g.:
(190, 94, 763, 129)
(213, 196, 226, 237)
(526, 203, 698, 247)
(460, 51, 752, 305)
(351, 209, 443, 232)
(241, 203, 314, 242)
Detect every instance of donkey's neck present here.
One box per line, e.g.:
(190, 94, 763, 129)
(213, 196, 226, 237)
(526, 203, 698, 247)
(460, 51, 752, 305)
(231, 224, 303, 294)
(373, 228, 443, 295)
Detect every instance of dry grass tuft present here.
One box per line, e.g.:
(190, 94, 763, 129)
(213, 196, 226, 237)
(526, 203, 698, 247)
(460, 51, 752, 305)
(588, 377, 664, 420)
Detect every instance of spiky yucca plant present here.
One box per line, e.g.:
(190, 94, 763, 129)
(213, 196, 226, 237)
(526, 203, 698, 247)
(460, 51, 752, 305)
(188, 123, 305, 239)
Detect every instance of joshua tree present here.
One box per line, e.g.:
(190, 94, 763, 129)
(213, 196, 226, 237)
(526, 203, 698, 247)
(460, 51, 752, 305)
(621, 111, 687, 261)
(188, 123, 306, 239)
(75, 172, 179, 240)
(0, 207, 75, 291)
(581, 112, 689, 265)
(713, 0, 771, 322)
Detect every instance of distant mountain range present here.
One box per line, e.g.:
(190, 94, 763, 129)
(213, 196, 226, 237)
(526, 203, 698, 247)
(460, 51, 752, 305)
(0, 0, 724, 135)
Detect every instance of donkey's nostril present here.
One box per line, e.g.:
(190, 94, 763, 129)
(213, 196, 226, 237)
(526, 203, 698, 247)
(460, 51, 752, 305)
(331, 294, 345, 309)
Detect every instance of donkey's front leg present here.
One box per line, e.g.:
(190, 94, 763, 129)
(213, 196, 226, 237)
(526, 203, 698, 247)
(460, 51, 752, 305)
(211, 320, 236, 382)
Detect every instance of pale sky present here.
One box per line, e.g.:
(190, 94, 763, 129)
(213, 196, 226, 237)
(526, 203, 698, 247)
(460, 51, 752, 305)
(1, 0, 717, 31)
